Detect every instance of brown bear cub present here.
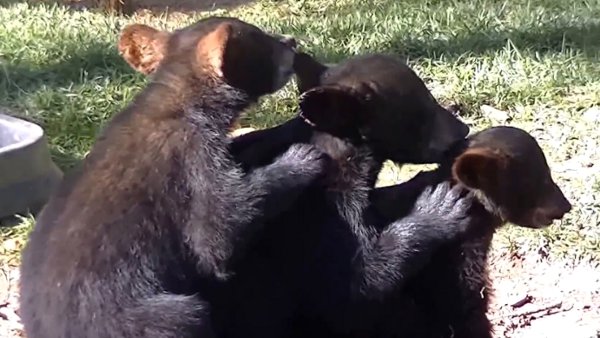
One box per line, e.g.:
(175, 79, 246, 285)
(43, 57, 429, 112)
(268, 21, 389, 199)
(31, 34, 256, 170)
(19, 17, 330, 338)
(367, 126, 572, 338)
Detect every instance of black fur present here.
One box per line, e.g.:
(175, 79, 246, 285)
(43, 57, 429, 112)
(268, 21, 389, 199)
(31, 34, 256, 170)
(19, 17, 328, 338)
(359, 126, 572, 338)
(211, 53, 474, 338)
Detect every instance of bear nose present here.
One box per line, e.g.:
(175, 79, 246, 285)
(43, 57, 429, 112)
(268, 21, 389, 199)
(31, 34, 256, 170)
(547, 201, 572, 220)
(554, 188, 572, 217)
(556, 198, 572, 217)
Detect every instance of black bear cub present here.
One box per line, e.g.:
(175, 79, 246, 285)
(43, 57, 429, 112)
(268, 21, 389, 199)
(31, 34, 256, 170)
(213, 53, 477, 338)
(19, 17, 329, 338)
(370, 126, 572, 338)
(116, 48, 475, 338)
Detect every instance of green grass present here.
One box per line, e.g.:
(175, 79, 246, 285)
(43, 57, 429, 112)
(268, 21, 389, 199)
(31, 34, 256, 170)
(1, 0, 599, 263)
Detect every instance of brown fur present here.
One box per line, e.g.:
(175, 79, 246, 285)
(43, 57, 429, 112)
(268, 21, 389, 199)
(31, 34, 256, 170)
(118, 24, 169, 75)
(20, 17, 325, 338)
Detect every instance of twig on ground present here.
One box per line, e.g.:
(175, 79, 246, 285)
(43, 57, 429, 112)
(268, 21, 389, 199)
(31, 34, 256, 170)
(491, 301, 565, 322)
(510, 301, 563, 318)
(510, 294, 533, 308)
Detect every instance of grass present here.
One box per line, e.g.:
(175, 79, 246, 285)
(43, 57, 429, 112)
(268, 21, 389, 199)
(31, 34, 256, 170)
(0, 0, 599, 265)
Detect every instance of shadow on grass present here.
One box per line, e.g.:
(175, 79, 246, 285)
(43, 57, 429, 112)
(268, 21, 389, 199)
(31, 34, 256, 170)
(1, 43, 136, 100)
(386, 22, 600, 61)
(306, 21, 600, 64)
(1, 42, 139, 170)
(124, 0, 254, 13)
(2, 10, 600, 169)
(0, 0, 255, 13)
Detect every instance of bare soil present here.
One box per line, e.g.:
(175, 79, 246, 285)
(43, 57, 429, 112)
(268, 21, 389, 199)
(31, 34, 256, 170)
(488, 252, 600, 338)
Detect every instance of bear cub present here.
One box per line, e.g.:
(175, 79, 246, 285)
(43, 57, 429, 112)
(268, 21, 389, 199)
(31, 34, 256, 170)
(368, 126, 572, 338)
(215, 53, 477, 338)
(20, 17, 329, 338)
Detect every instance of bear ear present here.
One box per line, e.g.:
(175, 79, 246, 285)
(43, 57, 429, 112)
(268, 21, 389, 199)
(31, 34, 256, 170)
(195, 22, 234, 78)
(298, 85, 367, 136)
(118, 24, 170, 75)
(452, 147, 505, 191)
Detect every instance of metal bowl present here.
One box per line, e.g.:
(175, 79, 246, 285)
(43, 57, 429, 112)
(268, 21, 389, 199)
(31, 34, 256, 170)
(0, 113, 62, 219)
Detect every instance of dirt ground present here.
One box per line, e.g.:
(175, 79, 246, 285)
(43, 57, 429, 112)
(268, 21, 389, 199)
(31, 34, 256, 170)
(1, 250, 599, 338)
(488, 252, 600, 338)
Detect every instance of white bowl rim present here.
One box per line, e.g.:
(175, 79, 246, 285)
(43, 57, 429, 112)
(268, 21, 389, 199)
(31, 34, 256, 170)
(0, 113, 45, 155)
